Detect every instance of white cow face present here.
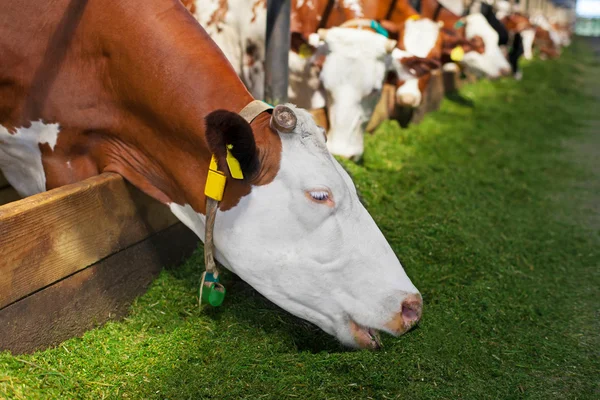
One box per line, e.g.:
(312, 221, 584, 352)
(317, 28, 397, 160)
(395, 18, 442, 107)
(171, 105, 421, 349)
(464, 13, 511, 78)
(520, 28, 536, 60)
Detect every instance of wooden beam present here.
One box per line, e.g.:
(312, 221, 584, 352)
(0, 173, 179, 309)
(265, 0, 291, 104)
(0, 223, 198, 355)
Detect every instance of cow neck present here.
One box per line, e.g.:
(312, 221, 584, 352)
(92, 1, 282, 215)
(1, 0, 281, 215)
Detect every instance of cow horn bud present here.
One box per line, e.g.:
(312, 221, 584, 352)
(438, 21, 444, 28)
(271, 105, 297, 133)
(318, 28, 328, 41)
(385, 39, 398, 53)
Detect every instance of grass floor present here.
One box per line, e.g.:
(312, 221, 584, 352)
(1, 40, 599, 399)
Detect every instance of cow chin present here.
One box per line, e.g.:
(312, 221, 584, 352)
(462, 51, 501, 79)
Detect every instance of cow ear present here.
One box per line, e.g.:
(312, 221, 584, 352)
(205, 110, 260, 180)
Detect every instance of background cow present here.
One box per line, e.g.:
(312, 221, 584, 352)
(418, 0, 511, 79)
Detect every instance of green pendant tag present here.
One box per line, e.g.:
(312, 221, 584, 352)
(202, 282, 226, 307)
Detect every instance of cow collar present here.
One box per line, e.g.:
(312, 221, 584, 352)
(200, 100, 273, 307)
(340, 19, 390, 38)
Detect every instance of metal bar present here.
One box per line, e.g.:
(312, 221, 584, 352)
(265, 0, 291, 105)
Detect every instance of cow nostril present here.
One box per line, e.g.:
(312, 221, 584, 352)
(401, 294, 423, 327)
(385, 293, 423, 334)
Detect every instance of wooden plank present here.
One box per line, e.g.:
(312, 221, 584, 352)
(0, 173, 179, 309)
(0, 223, 198, 355)
(0, 172, 8, 189)
(0, 186, 21, 206)
(411, 69, 445, 125)
(366, 84, 396, 133)
(443, 68, 462, 93)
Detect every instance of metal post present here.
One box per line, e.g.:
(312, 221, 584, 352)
(265, 0, 291, 105)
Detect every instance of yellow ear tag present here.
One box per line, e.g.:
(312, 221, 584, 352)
(226, 144, 244, 180)
(450, 46, 464, 62)
(205, 155, 226, 201)
(407, 15, 421, 21)
(299, 43, 314, 59)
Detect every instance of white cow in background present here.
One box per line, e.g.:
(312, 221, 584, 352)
(189, 0, 267, 99)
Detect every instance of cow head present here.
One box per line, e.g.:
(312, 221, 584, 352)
(315, 27, 397, 160)
(171, 104, 422, 349)
(396, 18, 443, 107)
(462, 13, 511, 78)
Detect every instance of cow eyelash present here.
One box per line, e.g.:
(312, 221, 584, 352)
(309, 191, 329, 201)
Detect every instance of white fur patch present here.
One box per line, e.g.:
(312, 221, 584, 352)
(342, 0, 364, 17)
(192, 0, 267, 99)
(521, 28, 536, 60)
(0, 121, 59, 197)
(464, 13, 510, 77)
(403, 19, 440, 58)
(396, 79, 421, 108)
(437, 0, 464, 16)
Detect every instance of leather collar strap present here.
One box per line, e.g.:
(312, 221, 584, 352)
(340, 19, 390, 37)
(239, 99, 273, 123)
(200, 100, 273, 308)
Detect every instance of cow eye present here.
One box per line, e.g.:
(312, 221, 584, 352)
(305, 188, 334, 206)
(309, 190, 329, 201)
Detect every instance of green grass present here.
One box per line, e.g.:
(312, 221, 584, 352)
(2, 40, 599, 399)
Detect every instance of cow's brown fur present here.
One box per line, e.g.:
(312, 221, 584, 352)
(0, 0, 282, 213)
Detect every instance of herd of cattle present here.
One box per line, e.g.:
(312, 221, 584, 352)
(0, 0, 572, 349)
(184, 0, 573, 159)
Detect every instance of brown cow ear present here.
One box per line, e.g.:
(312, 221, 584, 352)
(205, 110, 260, 180)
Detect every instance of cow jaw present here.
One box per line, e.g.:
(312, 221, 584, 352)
(170, 105, 421, 349)
(318, 28, 393, 160)
(403, 19, 440, 58)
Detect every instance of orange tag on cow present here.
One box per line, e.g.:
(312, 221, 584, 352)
(407, 15, 420, 21)
(450, 46, 464, 62)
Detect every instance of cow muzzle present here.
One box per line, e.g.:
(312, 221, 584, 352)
(349, 293, 423, 350)
(384, 293, 423, 335)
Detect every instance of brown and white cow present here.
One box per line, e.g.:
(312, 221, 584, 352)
(289, 1, 404, 160)
(0, 0, 422, 349)
(419, 0, 511, 78)
(290, 0, 443, 159)
(370, 0, 444, 109)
